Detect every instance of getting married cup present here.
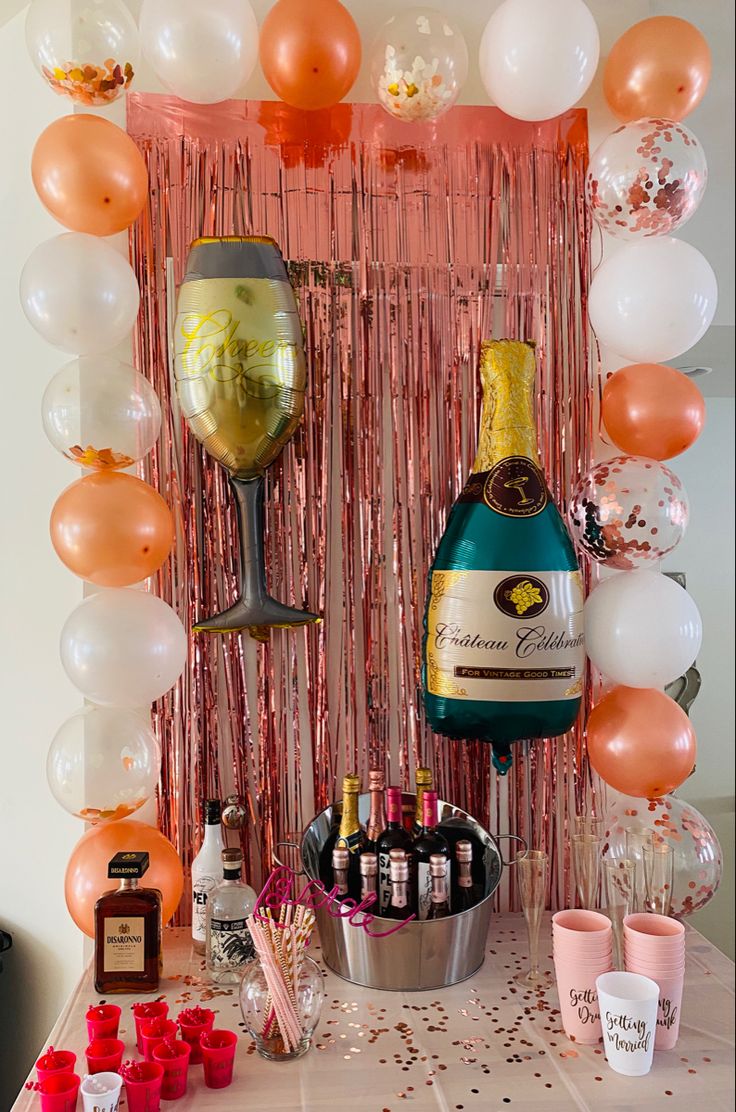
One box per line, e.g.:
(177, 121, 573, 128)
(596, 971, 659, 1076)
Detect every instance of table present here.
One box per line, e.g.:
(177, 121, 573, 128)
(12, 916, 734, 1112)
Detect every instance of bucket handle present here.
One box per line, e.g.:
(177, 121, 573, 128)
(272, 840, 308, 876)
(496, 833, 528, 867)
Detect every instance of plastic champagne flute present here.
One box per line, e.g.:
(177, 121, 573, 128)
(603, 857, 635, 970)
(514, 849, 553, 989)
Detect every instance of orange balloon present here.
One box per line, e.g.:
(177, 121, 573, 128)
(50, 472, 173, 587)
(32, 114, 148, 236)
(587, 687, 696, 799)
(602, 363, 706, 460)
(65, 819, 184, 938)
(260, 0, 361, 111)
(603, 16, 712, 122)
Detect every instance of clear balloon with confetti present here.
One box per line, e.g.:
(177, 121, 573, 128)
(370, 8, 469, 123)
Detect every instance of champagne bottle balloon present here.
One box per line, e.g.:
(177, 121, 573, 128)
(422, 340, 585, 771)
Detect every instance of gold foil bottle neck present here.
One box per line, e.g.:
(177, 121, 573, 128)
(472, 339, 540, 472)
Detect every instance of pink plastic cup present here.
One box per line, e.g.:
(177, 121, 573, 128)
(554, 959, 607, 1044)
(132, 1002, 170, 1054)
(85, 1038, 124, 1075)
(36, 1050, 77, 1082)
(624, 963, 685, 1050)
(553, 954, 614, 973)
(37, 1072, 81, 1112)
(121, 1061, 164, 1112)
(152, 1039, 191, 1100)
(623, 913, 685, 942)
(85, 1004, 122, 1042)
(178, 1007, 215, 1065)
(625, 947, 685, 972)
(140, 1018, 179, 1062)
(552, 909, 613, 948)
(200, 1030, 237, 1089)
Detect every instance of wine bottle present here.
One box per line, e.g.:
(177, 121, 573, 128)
(411, 767, 434, 836)
(376, 788, 413, 915)
(413, 790, 450, 921)
(453, 840, 476, 912)
(332, 847, 349, 899)
(365, 769, 387, 854)
(359, 852, 378, 906)
(426, 854, 451, 919)
(385, 850, 414, 921)
(335, 774, 365, 899)
(422, 340, 585, 772)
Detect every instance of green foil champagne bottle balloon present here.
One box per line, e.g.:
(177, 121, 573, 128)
(422, 340, 584, 772)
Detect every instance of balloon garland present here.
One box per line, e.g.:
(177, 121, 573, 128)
(21, 1, 722, 920)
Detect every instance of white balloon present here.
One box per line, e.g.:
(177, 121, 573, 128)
(584, 570, 702, 689)
(479, 0, 599, 121)
(589, 238, 718, 363)
(60, 590, 188, 706)
(140, 0, 258, 104)
(20, 233, 140, 355)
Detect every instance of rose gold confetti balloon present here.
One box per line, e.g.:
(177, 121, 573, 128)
(568, 455, 688, 570)
(603, 793, 722, 918)
(587, 118, 707, 240)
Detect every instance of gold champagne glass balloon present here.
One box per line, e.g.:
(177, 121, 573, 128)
(174, 235, 319, 636)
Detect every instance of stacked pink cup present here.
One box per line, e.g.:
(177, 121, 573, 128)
(624, 912, 685, 1050)
(552, 909, 614, 1044)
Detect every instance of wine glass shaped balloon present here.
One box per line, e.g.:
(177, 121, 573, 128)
(174, 236, 319, 637)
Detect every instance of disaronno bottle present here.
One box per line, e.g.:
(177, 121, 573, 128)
(422, 340, 584, 771)
(94, 852, 161, 994)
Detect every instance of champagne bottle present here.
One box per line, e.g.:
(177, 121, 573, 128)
(426, 854, 451, 919)
(385, 850, 414, 921)
(376, 788, 413, 915)
(411, 767, 434, 836)
(335, 774, 365, 899)
(365, 769, 387, 854)
(412, 790, 450, 921)
(422, 340, 585, 772)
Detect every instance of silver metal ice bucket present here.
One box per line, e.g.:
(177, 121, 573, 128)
(277, 793, 523, 991)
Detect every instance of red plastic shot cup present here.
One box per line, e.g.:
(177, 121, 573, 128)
(85, 1037, 124, 1075)
(178, 1007, 215, 1065)
(37, 1072, 81, 1112)
(132, 1001, 169, 1054)
(152, 1039, 191, 1100)
(121, 1060, 164, 1112)
(140, 1018, 179, 1062)
(200, 1029, 238, 1089)
(85, 1004, 121, 1041)
(36, 1049, 77, 1082)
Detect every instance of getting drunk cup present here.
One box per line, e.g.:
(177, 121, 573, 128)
(623, 912, 685, 946)
(596, 971, 659, 1076)
(85, 1038, 124, 1075)
(553, 958, 611, 1044)
(80, 1071, 123, 1112)
(37, 1073, 81, 1112)
(200, 1029, 238, 1089)
(121, 1061, 164, 1112)
(132, 1001, 169, 1054)
(152, 1039, 192, 1100)
(552, 909, 613, 950)
(36, 1049, 77, 1082)
(624, 958, 685, 1050)
(85, 1004, 121, 1042)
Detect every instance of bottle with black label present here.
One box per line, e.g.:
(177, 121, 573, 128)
(411, 767, 434, 836)
(422, 339, 584, 772)
(412, 790, 450, 921)
(334, 774, 366, 900)
(191, 799, 224, 955)
(94, 852, 161, 994)
(376, 787, 413, 915)
(206, 848, 256, 983)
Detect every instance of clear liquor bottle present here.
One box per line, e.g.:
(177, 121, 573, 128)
(206, 848, 257, 984)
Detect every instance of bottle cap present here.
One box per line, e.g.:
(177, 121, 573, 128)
(429, 853, 448, 877)
(360, 853, 378, 875)
(368, 769, 385, 791)
(386, 786, 402, 820)
(390, 856, 409, 882)
(203, 799, 221, 824)
(108, 851, 149, 879)
(456, 840, 473, 863)
(422, 789, 439, 827)
(332, 847, 349, 870)
(389, 848, 407, 862)
(221, 848, 242, 867)
(342, 774, 361, 794)
(415, 767, 433, 786)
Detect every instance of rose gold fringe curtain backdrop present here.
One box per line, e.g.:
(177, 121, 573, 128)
(127, 96, 593, 916)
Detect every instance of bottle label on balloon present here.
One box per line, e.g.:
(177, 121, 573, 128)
(460, 459, 548, 518)
(103, 916, 145, 972)
(426, 570, 584, 702)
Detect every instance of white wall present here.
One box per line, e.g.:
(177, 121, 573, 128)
(0, 0, 732, 1100)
